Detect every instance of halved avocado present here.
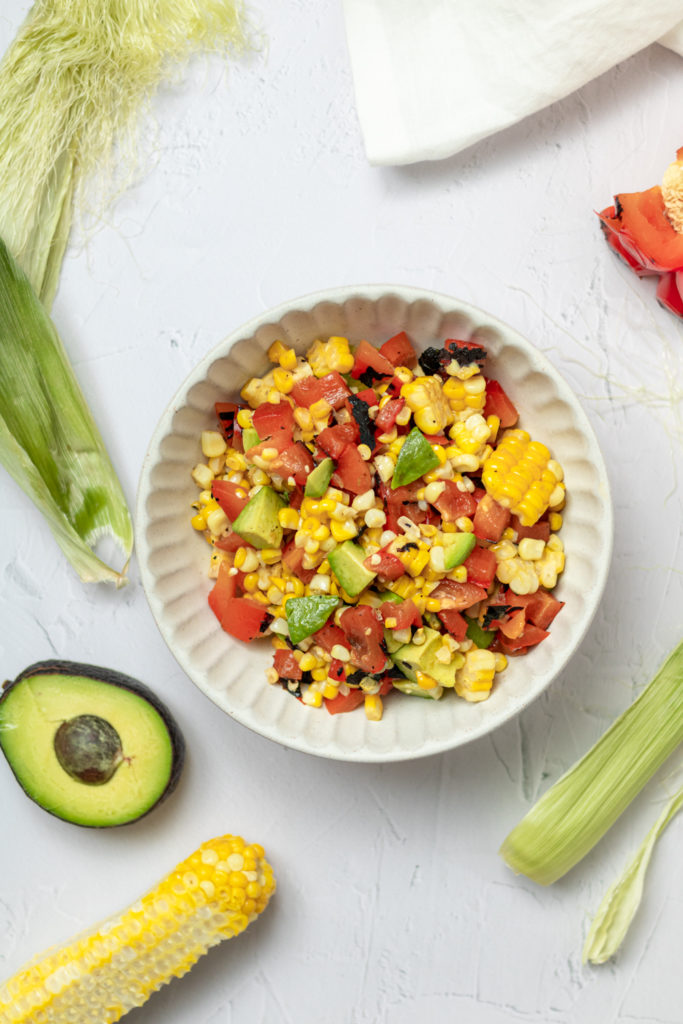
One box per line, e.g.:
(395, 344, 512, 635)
(0, 661, 185, 828)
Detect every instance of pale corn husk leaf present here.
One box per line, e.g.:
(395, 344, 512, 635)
(499, 639, 683, 885)
(583, 784, 683, 964)
(0, 237, 133, 584)
(0, 0, 249, 307)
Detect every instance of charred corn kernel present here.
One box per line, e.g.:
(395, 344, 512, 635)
(401, 375, 453, 435)
(192, 463, 214, 490)
(518, 537, 546, 561)
(206, 508, 229, 536)
(243, 573, 259, 592)
(364, 694, 383, 721)
(267, 339, 288, 363)
(322, 681, 339, 700)
(301, 688, 324, 708)
(272, 368, 293, 393)
(0, 836, 275, 1024)
(331, 520, 358, 543)
(234, 547, 259, 573)
(308, 398, 332, 421)
(486, 414, 501, 441)
(293, 407, 313, 432)
(278, 507, 300, 531)
(201, 430, 227, 458)
(455, 649, 496, 702)
(374, 454, 395, 482)
(260, 548, 282, 566)
(191, 513, 207, 531)
(548, 512, 563, 532)
(482, 429, 560, 526)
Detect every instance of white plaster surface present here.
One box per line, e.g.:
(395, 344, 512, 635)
(0, 2, 682, 1022)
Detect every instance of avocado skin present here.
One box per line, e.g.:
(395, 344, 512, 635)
(1, 660, 185, 828)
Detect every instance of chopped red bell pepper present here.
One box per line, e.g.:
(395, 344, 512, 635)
(437, 607, 468, 641)
(375, 397, 405, 434)
(656, 270, 683, 317)
(215, 402, 239, 442)
(598, 186, 683, 274)
(498, 622, 550, 653)
(483, 379, 518, 428)
(317, 422, 358, 458)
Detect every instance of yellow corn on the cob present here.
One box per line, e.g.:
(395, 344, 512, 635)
(482, 429, 560, 526)
(0, 835, 275, 1024)
(454, 648, 497, 702)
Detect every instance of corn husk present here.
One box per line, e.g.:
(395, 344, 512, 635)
(499, 639, 683, 885)
(0, 237, 133, 584)
(583, 783, 683, 964)
(0, 0, 248, 307)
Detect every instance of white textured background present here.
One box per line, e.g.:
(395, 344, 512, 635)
(1, 2, 682, 1022)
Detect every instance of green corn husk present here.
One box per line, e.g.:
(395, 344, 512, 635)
(583, 783, 683, 964)
(0, 0, 248, 308)
(500, 638, 683, 885)
(0, 237, 133, 584)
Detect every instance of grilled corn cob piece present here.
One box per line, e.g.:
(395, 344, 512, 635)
(454, 649, 497, 702)
(400, 375, 454, 435)
(482, 429, 561, 526)
(0, 835, 275, 1024)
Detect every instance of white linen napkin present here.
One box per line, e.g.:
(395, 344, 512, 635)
(342, 1, 683, 166)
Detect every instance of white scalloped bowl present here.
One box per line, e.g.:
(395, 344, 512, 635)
(136, 286, 613, 762)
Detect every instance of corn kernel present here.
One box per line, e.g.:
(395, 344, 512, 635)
(364, 694, 383, 721)
(272, 368, 293, 393)
(191, 513, 207, 531)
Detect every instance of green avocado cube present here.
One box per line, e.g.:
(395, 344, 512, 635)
(232, 485, 286, 549)
(328, 540, 376, 597)
(304, 457, 334, 498)
(443, 532, 476, 569)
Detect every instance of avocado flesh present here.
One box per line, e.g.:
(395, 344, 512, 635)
(0, 663, 184, 827)
(328, 540, 376, 597)
(232, 485, 285, 549)
(304, 458, 334, 498)
(443, 532, 476, 569)
(390, 626, 456, 690)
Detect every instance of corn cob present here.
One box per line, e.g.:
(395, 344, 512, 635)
(482, 429, 560, 526)
(400, 375, 454, 435)
(0, 835, 276, 1024)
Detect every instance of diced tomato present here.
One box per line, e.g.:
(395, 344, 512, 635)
(473, 493, 511, 542)
(339, 606, 386, 674)
(211, 479, 250, 521)
(290, 371, 350, 410)
(215, 401, 239, 442)
(510, 590, 565, 631)
(332, 444, 373, 495)
(379, 331, 417, 368)
(511, 515, 550, 543)
(484, 379, 518, 428)
(497, 607, 526, 640)
(208, 561, 237, 622)
(220, 597, 271, 642)
(380, 481, 439, 533)
(281, 539, 316, 584)
(273, 648, 302, 680)
(214, 531, 253, 552)
(431, 579, 488, 611)
(313, 622, 348, 655)
(375, 397, 405, 434)
(317, 422, 358, 458)
(379, 599, 422, 630)
(364, 546, 405, 582)
(498, 623, 550, 653)
(432, 480, 477, 521)
(437, 607, 468, 641)
(463, 546, 497, 588)
(252, 401, 295, 439)
(246, 428, 292, 459)
(324, 689, 366, 715)
(351, 339, 395, 382)
(270, 442, 315, 486)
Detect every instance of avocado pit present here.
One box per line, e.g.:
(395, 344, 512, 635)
(54, 714, 124, 785)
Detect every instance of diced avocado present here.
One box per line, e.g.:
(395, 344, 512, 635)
(390, 626, 457, 690)
(304, 457, 334, 498)
(392, 677, 443, 700)
(286, 595, 339, 644)
(391, 427, 440, 488)
(232, 485, 286, 549)
(357, 589, 403, 609)
(0, 661, 184, 827)
(328, 540, 376, 597)
(242, 426, 260, 452)
(443, 532, 476, 569)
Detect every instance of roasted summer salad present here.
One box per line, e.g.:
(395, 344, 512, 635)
(190, 332, 566, 721)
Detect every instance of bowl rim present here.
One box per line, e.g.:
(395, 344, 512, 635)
(135, 283, 614, 762)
